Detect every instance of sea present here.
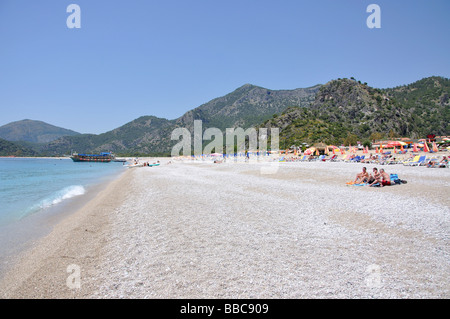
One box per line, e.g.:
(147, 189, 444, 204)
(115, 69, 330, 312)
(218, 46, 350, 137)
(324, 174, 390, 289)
(0, 157, 126, 276)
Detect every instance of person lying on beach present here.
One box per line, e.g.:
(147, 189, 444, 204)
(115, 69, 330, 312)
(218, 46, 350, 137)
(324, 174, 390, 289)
(427, 156, 447, 168)
(354, 167, 369, 184)
(438, 156, 448, 168)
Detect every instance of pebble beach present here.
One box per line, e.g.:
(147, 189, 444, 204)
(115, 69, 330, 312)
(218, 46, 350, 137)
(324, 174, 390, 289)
(0, 159, 449, 298)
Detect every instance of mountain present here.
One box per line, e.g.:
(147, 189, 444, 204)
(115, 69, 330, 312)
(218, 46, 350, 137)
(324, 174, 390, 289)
(38, 84, 321, 156)
(0, 138, 38, 157)
(3, 77, 447, 156)
(384, 76, 450, 136)
(174, 84, 321, 131)
(41, 116, 174, 156)
(0, 119, 80, 144)
(261, 76, 450, 149)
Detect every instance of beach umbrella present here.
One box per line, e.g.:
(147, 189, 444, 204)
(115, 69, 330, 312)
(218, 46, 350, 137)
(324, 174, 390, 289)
(388, 141, 406, 147)
(413, 143, 418, 152)
(423, 142, 430, 152)
(375, 147, 378, 153)
(432, 142, 439, 152)
(304, 147, 315, 155)
(393, 146, 397, 154)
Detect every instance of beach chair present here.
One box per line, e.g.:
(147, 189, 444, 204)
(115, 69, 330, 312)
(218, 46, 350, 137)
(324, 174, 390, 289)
(326, 155, 338, 162)
(344, 155, 356, 163)
(409, 155, 426, 166)
(403, 155, 419, 166)
(350, 155, 361, 163)
(316, 155, 325, 161)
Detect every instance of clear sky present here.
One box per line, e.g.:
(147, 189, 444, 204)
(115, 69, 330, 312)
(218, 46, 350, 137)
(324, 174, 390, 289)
(0, 0, 449, 134)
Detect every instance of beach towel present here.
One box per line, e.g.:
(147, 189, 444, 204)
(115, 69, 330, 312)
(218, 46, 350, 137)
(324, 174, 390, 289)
(389, 173, 407, 184)
(346, 181, 368, 186)
(390, 173, 399, 181)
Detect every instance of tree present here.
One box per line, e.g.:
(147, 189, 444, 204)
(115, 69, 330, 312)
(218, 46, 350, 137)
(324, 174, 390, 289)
(370, 132, 383, 142)
(343, 133, 358, 145)
(388, 129, 397, 139)
(362, 140, 372, 148)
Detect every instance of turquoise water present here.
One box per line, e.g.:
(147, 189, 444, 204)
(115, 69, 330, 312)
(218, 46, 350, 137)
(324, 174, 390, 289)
(0, 157, 126, 227)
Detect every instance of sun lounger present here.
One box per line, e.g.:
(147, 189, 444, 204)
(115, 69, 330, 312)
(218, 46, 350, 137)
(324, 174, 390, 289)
(314, 155, 325, 161)
(409, 155, 426, 166)
(350, 155, 362, 163)
(403, 155, 420, 166)
(326, 155, 338, 162)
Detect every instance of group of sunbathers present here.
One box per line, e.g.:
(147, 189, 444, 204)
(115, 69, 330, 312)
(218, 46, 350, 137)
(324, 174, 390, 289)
(427, 156, 448, 168)
(353, 167, 391, 187)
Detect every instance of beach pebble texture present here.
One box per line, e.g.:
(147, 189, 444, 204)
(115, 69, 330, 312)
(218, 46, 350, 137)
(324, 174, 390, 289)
(0, 160, 448, 298)
(90, 161, 449, 298)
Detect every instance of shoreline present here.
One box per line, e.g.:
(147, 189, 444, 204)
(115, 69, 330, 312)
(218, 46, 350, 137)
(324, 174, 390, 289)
(0, 168, 133, 298)
(0, 160, 448, 298)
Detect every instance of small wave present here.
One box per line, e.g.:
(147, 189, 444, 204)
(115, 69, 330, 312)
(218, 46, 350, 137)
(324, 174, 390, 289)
(38, 185, 86, 209)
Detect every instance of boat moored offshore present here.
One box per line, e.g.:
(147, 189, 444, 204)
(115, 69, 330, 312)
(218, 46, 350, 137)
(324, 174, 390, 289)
(70, 152, 115, 162)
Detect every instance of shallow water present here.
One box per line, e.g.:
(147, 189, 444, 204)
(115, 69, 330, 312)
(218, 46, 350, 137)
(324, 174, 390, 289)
(0, 157, 126, 276)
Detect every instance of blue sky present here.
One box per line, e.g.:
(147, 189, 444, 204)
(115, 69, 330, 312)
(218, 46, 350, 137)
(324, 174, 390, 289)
(0, 0, 449, 134)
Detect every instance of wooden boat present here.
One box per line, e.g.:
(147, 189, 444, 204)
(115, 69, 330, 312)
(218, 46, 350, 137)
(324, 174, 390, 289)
(70, 152, 114, 163)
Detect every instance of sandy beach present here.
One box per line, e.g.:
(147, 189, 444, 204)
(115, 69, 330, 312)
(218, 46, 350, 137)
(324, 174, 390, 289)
(0, 158, 449, 299)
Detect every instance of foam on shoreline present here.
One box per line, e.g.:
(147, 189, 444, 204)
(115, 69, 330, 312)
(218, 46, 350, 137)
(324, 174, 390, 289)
(1, 160, 448, 298)
(0, 167, 132, 297)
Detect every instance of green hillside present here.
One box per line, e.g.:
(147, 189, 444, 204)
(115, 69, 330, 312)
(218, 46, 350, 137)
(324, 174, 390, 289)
(0, 138, 38, 157)
(262, 76, 449, 149)
(0, 119, 80, 143)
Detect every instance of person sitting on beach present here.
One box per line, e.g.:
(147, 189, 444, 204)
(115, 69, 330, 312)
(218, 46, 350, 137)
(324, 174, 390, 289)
(354, 167, 369, 184)
(379, 168, 391, 187)
(369, 167, 381, 186)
